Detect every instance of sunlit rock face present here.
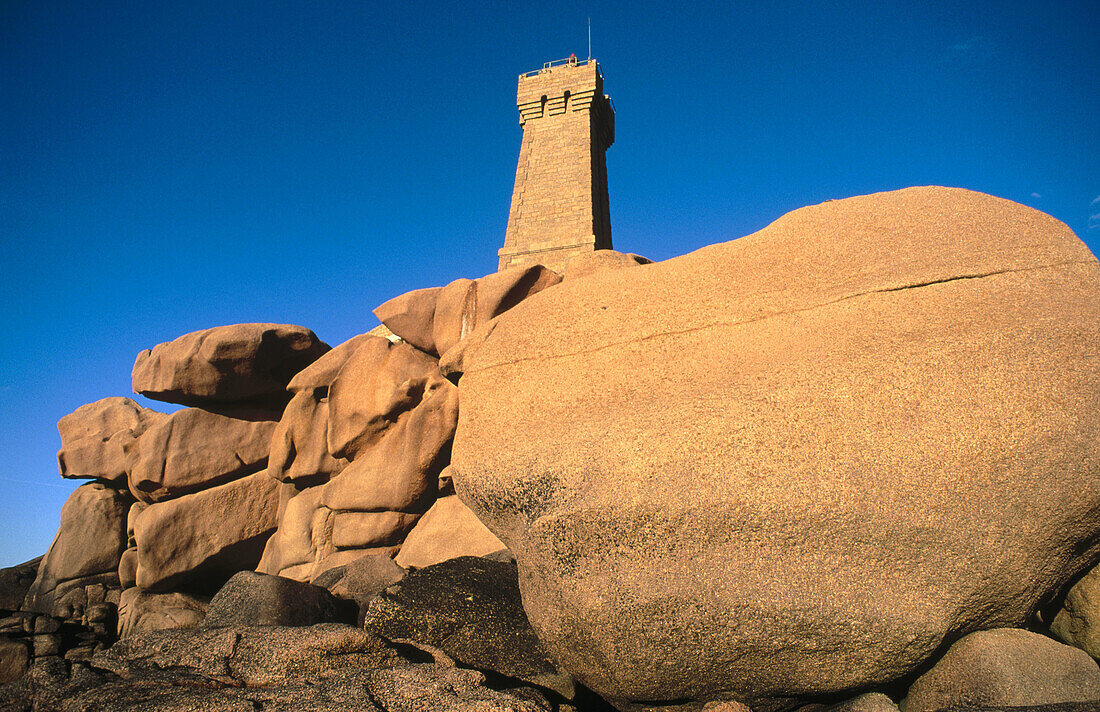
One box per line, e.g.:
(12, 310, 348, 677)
(131, 323, 330, 410)
(258, 335, 459, 582)
(449, 187, 1100, 710)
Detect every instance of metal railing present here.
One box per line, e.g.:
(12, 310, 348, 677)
(520, 56, 596, 79)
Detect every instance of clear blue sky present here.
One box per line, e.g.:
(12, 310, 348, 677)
(2, 1, 1097, 566)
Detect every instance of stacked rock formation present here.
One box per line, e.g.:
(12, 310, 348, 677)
(257, 264, 563, 582)
(4, 187, 1100, 712)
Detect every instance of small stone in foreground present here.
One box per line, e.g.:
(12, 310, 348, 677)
(203, 571, 354, 628)
(904, 628, 1100, 712)
(311, 553, 406, 622)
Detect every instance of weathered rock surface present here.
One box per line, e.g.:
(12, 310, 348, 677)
(267, 335, 375, 486)
(133, 470, 279, 592)
(822, 692, 900, 711)
(255, 483, 328, 579)
(364, 556, 573, 698)
(312, 553, 406, 620)
(1051, 565, 1100, 660)
(203, 571, 353, 627)
(97, 623, 404, 687)
(56, 397, 166, 484)
(23, 484, 129, 616)
(449, 187, 1100, 709)
(563, 250, 652, 281)
(117, 587, 208, 637)
(287, 332, 375, 395)
(131, 323, 330, 407)
(0, 558, 41, 612)
(117, 548, 138, 589)
(331, 510, 422, 549)
(4, 620, 559, 709)
(904, 629, 1100, 712)
(321, 382, 457, 512)
(127, 406, 277, 502)
(326, 335, 453, 461)
(374, 264, 562, 358)
(268, 390, 347, 484)
(365, 663, 552, 712)
(258, 325, 461, 584)
(396, 494, 506, 569)
(906, 705, 1100, 712)
(0, 638, 28, 684)
(0, 624, 558, 711)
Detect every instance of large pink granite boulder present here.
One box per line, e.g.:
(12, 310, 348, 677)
(126, 407, 277, 502)
(448, 187, 1100, 710)
(133, 470, 279, 592)
(56, 398, 167, 485)
(131, 323, 329, 408)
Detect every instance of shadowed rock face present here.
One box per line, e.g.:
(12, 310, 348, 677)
(449, 187, 1100, 710)
(363, 556, 573, 699)
(23, 483, 129, 616)
(0, 558, 42, 612)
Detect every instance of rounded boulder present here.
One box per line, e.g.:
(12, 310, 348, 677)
(449, 187, 1100, 710)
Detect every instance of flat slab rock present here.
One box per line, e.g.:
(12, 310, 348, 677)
(131, 323, 330, 408)
(127, 407, 277, 502)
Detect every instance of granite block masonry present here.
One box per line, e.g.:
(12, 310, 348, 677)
(498, 58, 614, 273)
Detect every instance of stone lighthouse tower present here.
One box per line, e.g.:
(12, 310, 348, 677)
(497, 58, 614, 273)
